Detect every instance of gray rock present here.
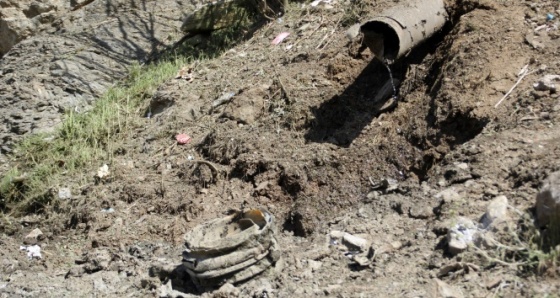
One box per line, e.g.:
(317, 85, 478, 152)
(435, 188, 461, 202)
(447, 217, 477, 256)
(536, 171, 560, 228)
(23, 228, 44, 245)
(480, 196, 509, 229)
(342, 233, 369, 252)
(345, 23, 361, 41)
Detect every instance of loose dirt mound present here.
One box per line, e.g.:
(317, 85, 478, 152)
(1, 0, 560, 297)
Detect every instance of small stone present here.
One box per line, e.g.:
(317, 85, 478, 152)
(485, 276, 502, 290)
(342, 233, 369, 251)
(409, 206, 433, 219)
(372, 241, 402, 256)
(23, 228, 44, 245)
(480, 195, 509, 229)
(346, 23, 361, 41)
(215, 283, 240, 297)
(352, 255, 371, 267)
(447, 217, 477, 256)
(435, 188, 461, 202)
(65, 266, 86, 278)
(366, 191, 379, 200)
(536, 171, 560, 228)
(433, 278, 464, 298)
(443, 162, 472, 184)
(329, 230, 345, 240)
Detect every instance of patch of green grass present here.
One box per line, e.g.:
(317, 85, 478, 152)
(1, 59, 185, 214)
(0, 24, 252, 215)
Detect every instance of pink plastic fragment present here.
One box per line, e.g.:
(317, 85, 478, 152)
(176, 134, 192, 145)
(271, 32, 290, 45)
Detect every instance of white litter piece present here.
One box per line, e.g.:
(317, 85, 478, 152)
(97, 164, 110, 179)
(20, 245, 42, 259)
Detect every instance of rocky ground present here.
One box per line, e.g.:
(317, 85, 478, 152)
(1, 0, 560, 297)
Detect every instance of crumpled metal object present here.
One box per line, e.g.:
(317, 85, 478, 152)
(182, 208, 280, 291)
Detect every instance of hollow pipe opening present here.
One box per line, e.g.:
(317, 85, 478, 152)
(360, 0, 447, 62)
(360, 20, 400, 62)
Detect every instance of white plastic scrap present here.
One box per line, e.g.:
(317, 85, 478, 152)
(310, 0, 333, 6)
(97, 164, 110, 179)
(20, 245, 42, 259)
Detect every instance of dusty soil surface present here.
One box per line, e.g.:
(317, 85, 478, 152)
(1, 0, 560, 297)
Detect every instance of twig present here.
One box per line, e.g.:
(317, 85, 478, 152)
(266, 53, 293, 103)
(495, 66, 535, 108)
(471, 245, 528, 267)
(483, 234, 527, 252)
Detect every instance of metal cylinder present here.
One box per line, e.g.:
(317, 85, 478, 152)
(360, 0, 448, 61)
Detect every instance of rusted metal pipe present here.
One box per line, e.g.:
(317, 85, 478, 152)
(361, 0, 448, 62)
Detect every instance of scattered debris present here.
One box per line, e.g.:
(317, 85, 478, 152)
(101, 208, 115, 213)
(271, 32, 290, 45)
(546, 13, 555, 21)
(20, 245, 42, 259)
(182, 208, 280, 291)
(176, 134, 192, 145)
